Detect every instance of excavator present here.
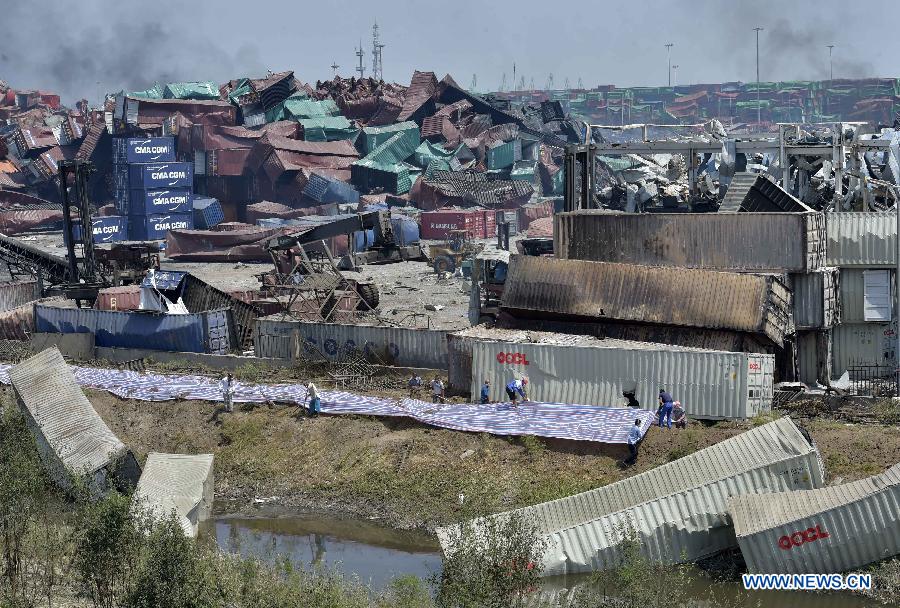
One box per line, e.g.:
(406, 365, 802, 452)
(259, 210, 426, 320)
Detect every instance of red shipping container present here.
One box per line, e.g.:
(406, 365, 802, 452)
(420, 210, 481, 240)
(481, 210, 497, 239)
(95, 286, 142, 311)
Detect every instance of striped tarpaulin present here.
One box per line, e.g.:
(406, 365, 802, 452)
(0, 364, 653, 444)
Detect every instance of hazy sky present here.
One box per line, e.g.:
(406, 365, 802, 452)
(2, 0, 898, 103)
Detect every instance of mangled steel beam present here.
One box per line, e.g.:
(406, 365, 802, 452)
(728, 463, 899, 574)
(719, 174, 814, 213)
(501, 254, 794, 346)
(9, 347, 140, 493)
(438, 417, 823, 576)
(555, 210, 826, 273)
(133, 453, 214, 538)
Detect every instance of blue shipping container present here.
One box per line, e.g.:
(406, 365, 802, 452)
(128, 162, 193, 189)
(71, 216, 128, 244)
(34, 304, 232, 354)
(114, 136, 176, 163)
(391, 216, 420, 246)
(192, 197, 224, 229)
(130, 213, 194, 241)
(128, 189, 193, 215)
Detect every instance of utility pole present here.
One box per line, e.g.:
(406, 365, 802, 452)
(470, 74, 477, 91)
(827, 44, 835, 82)
(513, 63, 516, 91)
(665, 43, 673, 87)
(754, 27, 764, 126)
(330, 61, 340, 76)
(371, 21, 385, 81)
(672, 65, 679, 87)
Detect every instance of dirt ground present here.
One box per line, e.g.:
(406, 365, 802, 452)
(74, 384, 900, 532)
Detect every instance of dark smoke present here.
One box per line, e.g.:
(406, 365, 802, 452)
(759, 19, 875, 81)
(0, 1, 266, 104)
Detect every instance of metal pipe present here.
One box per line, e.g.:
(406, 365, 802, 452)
(754, 27, 764, 126)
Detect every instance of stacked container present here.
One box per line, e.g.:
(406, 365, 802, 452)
(112, 137, 195, 240)
(420, 209, 496, 240)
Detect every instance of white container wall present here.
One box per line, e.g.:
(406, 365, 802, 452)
(832, 322, 896, 375)
(729, 464, 900, 574)
(438, 418, 824, 576)
(133, 453, 215, 538)
(255, 317, 449, 369)
(826, 212, 896, 268)
(470, 339, 773, 420)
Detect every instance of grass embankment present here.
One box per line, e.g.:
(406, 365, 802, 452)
(76, 383, 900, 531)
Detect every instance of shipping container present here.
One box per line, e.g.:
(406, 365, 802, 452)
(486, 140, 515, 170)
(495, 210, 518, 236)
(438, 417, 824, 576)
(95, 286, 142, 311)
(728, 464, 900, 574)
(34, 304, 233, 354)
(795, 329, 832, 386)
(254, 317, 449, 369)
(555, 211, 826, 272)
(133, 453, 214, 538)
(192, 197, 224, 229)
(68, 216, 126, 246)
(837, 268, 895, 323)
(128, 189, 193, 216)
(832, 321, 896, 375)
(466, 334, 772, 420)
(130, 213, 194, 241)
(788, 268, 840, 329)
(10, 348, 140, 493)
(502, 255, 794, 346)
(826, 211, 896, 268)
(420, 209, 494, 240)
(128, 162, 193, 189)
(114, 136, 176, 163)
(0, 280, 40, 312)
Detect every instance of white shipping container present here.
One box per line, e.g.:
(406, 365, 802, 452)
(470, 338, 773, 420)
(134, 453, 215, 538)
(728, 464, 900, 574)
(438, 417, 824, 576)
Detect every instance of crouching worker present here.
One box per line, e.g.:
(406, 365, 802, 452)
(505, 376, 528, 406)
(672, 401, 687, 429)
(625, 418, 642, 466)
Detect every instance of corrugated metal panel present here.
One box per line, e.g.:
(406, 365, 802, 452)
(826, 211, 896, 268)
(438, 417, 824, 576)
(468, 337, 772, 420)
(133, 453, 214, 538)
(789, 269, 840, 329)
(254, 318, 449, 369)
(556, 211, 826, 273)
(839, 268, 870, 323)
(501, 255, 794, 346)
(180, 274, 255, 350)
(0, 280, 39, 312)
(728, 464, 900, 574)
(33, 304, 232, 354)
(796, 330, 818, 385)
(832, 322, 896, 373)
(10, 348, 131, 485)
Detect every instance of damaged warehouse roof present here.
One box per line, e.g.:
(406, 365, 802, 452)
(437, 417, 824, 576)
(8, 347, 139, 491)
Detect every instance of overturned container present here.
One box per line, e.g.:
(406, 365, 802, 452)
(9, 347, 140, 493)
(458, 329, 773, 420)
(555, 211, 826, 273)
(437, 417, 824, 576)
(501, 255, 794, 347)
(133, 453, 214, 538)
(728, 463, 900, 574)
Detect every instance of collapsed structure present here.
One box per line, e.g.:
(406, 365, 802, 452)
(9, 347, 140, 492)
(437, 417, 824, 576)
(133, 453, 215, 538)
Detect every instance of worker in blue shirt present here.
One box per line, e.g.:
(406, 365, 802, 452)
(658, 388, 674, 428)
(625, 418, 642, 466)
(480, 379, 491, 404)
(505, 376, 528, 405)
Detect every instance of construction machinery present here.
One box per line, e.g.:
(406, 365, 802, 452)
(259, 210, 425, 320)
(0, 160, 158, 307)
(469, 248, 510, 324)
(428, 229, 483, 274)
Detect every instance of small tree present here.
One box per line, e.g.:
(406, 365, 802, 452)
(123, 514, 218, 608)
(436, 514, 547, 608)
(72, 491, 146, 608)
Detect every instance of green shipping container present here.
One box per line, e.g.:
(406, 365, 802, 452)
(361, 121, 420, 155)
(486, 140, 515, 170)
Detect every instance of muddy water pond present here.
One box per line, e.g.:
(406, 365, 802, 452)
(201, 514, 882, 607)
